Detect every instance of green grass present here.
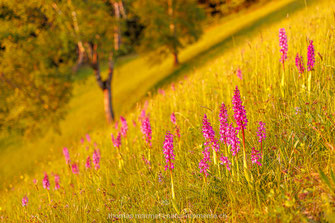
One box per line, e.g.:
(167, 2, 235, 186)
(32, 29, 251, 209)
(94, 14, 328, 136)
(1, 0, 335, 221)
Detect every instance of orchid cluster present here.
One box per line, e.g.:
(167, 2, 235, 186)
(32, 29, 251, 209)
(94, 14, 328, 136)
(141, 115, 152, 147)
(163, 132, 175, 171)
(170, 112, 180, 138)
(202, 114, 220, 153)
(307, 40, 315, 71)
(219, 103, 229, 145)
(85, 156, 91, 169)
(120, 116, 128, 138)
(251, 148, 262, 166)
(226, 124, 240, 156)
(257, 122, 266, 143)
(295, 53, 305, 74)
(236, 68, 242, 80)
(111, 132, 122, 149)
(72, 163, 79, 174)
(220, 156, 231, 171)
(63, 147, 71, 165)
(22, 196, 28, 207)
(280, 28, 316, 74)
(279, 28, 288, 65)
(92, 149, 101, 170)
(199, 144, 211, 177)
(232, 86, 248, 131)
(54, 174, 60, 190)
(42, 173, 50, 190)
(198, 86, 267, 178)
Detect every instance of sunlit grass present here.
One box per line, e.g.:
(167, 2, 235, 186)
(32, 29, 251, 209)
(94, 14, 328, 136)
(0, 0, 307, 189)
(1, 0, 335, 221)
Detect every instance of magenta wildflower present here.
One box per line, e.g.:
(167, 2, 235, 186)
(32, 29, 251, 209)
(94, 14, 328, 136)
(141, 116, 152, 147)
(199, 144, 210, 177)
(171, 112, 180, 138)
(33, 179, 38, 185)
(226, 124, 240, 156)
(257, 121, 266, 155)
(42, 173, 50, 190)
(54, 174, 60, 190)
(22, 196, 28, 207)
(158, 88, 165, 96)
(92, 149, 100, 170)
(132, 120, 137, 127)
(170, 112, 176, 125)
(219, 103, 229, 145)
(111, 132, 122, 149)
(96, 148, 101, 160)
(163, 132, 175, 171)
(202, 114, 214, 140)
(80, 138, 84, 144)
(142, 155, 151, 168)
(114, 121, 119, 130)
(85, 156, 91, 169)
(171, 83, 176, 91)
(220, 156, 231, 171)
(232, 86, 248, 131)
(71, 163, 79, 174)
(86, 134, 91, 143)
(202, 114, 220, 152)
(202, 114, 220, 156)
(63, 147, 71, 165)
(295, 53, 305, 74)
(120, 116, 128, 137)
(295, 107, 301, 115)
(139, 109, 146, 122)
(251, 148, 262, 166)
(144, 100, 149, 110)
(279, 28, 288, 64)
(257, 121, 266, 143)
(307, 40, 315, 71)
(236, 68, 242, 80)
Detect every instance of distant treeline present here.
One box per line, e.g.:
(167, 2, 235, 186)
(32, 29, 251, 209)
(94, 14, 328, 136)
(123, 0, 269, 55)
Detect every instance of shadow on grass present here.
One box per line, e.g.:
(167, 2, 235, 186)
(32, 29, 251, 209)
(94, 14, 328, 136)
(149, 0, 314, 93)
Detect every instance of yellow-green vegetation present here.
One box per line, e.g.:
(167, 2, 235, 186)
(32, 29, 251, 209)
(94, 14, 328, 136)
(1, 0, 335, 222)
(0, 0, 304, 187)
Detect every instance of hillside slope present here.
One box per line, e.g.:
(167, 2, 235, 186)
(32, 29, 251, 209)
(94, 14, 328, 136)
(2, 0, 335, 222)
(0, 0, 306, 188)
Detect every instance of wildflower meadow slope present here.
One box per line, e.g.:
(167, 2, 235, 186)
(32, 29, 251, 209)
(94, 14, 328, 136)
(1, 0, 335, 222)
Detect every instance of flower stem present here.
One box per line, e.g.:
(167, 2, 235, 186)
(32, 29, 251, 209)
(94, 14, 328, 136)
(242, 128, 251, 184)
(242, 128, 247, 169)
(170, 170, 175, 200)
(213, 148, 217, 165)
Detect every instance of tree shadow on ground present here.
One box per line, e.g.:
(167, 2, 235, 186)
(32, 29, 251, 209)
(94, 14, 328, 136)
(148, 0, 314, 94)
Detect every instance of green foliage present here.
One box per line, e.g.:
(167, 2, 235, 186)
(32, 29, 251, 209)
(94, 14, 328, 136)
(56, 0, 118, 56)
(0, 0, 74, 135)
(135, 0, 205, 63)
(0, 0, 125, 135)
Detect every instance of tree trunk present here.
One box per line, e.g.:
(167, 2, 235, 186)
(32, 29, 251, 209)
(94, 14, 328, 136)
(103, 82, 114, 124)
(90, 43, 115, 123)
(72, 41, 85, 73)
(104, 52, 115, 123)
(173, 51, 179, 66)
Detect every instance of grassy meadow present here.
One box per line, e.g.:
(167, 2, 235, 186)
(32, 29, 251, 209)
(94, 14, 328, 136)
(0, 0, 306, 188)
(1, 0, 335, 222)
